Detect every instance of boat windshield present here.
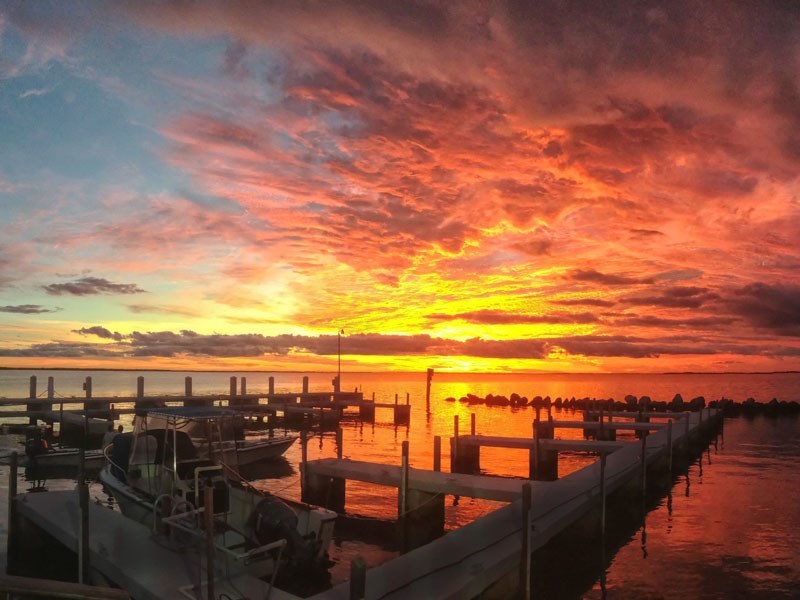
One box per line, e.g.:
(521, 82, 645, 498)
(130, 407, 245, 476)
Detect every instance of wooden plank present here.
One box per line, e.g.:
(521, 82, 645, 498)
(305, 458, 532, 502)
(550, 420, 668, 431)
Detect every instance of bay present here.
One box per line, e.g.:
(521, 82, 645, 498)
(0, 369, 798, 597)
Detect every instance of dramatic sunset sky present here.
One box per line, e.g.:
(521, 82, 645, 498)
(1, 1, 799, 373)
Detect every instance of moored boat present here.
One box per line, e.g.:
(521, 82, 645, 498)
(99, 406, 336, 583)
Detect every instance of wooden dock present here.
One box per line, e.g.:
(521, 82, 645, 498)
(306, 408, 722, 600)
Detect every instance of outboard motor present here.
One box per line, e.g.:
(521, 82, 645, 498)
(246, 495, 319, 572)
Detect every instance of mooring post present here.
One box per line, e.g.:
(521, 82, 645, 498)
(453, 415, 460, 468)
(520, 482, 532, 599)
(229, 376, 237, 401)
(406, 392, 410, 405)
(27, 375, 37, 425)
(336, 427, 343, 460)
(185, 376, 192, 398)
(471, 413, 476, 436)
(204, 482, 215, 600)
(425, 368, 433, 415)
(349, 555, 367, 600)
(531, 419, 540, 480)
(240, 376, 247, 396)
(433, 436, 441, 472)
(7, 452, 18, 573)
(300, 430, 308, 491)
(78, 448, 89, 584)
(600, 452, 607, 540)
(302, 376, 309, 394)
(268, 376, 275, 395)
(399, 441, 410, 553)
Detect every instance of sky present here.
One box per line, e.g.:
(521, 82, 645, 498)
(1, 1, 799, 374)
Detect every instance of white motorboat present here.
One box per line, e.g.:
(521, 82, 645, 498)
(99, 406, 336, 584)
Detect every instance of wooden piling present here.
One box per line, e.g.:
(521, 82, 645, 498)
(269, 376, 275, 395)
(300, 430, 308, 491)
(27, 376, 37, 425)
(425, 368, 433, 414)
(452, 415, 460, 468)
(520, 482, 532, 600)
(204, 482, 215, 600)
(7, 452, 17, 573)
(433, 436, 441, 472)
(78, 448, 89, 584)
(531, 420, 539, 480)
(600, 452, 607, 540)
(240, 377, 247, 396)
(302, 376, 309, 394)
(336, 428, 344, 460)
(399, 441, 409, 552)
(349, 555, 367, 600)
(641, 434, 647, 493)
(471, 413, 476, 436)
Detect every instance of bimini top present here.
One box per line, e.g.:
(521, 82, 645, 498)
(143, 406, 243, 421)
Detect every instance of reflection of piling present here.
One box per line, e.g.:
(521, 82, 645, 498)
(425, 368, 434, 415)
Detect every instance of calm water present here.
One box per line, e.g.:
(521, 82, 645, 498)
(0, 369, 798, 597)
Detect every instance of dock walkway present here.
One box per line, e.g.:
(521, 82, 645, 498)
(310, 408, 721, 599)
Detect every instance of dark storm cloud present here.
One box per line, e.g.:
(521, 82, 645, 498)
(727, 283, 800, 336)
(43, 277, 146, 296)
(0, 304, 57, 314)
(621, 286, 721, 309)
(551, 298, 617, 308)
(568, 269, 655, 286)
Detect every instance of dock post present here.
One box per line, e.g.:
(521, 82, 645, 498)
(204, 482, 216, 600)
(600, 452, 607, 540)
(451, 415, 460, 471)
(425, 368, 433, 415)
(302, 376, 309, 394)
(394, 395, 411, 425)
(349, 555, 367, 600)
(240, 376, 247, 397)
(78, 448, 90, 584)
(46, 376, 54, 409)
(433, 436, 441, 472)
(535, 417, 557, 481)
(229, 376, 238, 407)
(336, 428, 343, 459)
(531, 419, 539, 480)
(268, 376, 275, 395)
(520, 482, 532, 600)
(7, 452, 18, 573)
(27, 375, 38, 425)
(300, 430, 308, 491)
(399, 441, 409, 552)
(470, 413, 476, 436)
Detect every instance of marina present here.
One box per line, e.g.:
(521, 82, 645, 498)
(0, 371, 749, 598)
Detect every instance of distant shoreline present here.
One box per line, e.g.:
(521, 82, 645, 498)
(1, 366, 797, 375)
